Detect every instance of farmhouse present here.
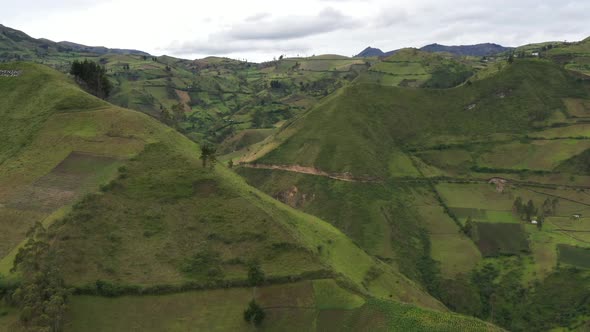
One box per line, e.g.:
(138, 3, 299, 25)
(531, 52, 540, 57)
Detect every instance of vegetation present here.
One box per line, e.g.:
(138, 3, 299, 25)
(11, 223, 68, 332)
(243, 300, 265, 326)
(70, 59, 112, 98)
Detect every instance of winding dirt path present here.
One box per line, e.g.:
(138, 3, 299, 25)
(239, 163, 381, 183)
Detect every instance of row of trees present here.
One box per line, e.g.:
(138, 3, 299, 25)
(513, 197, 559, 221)
(11, 223, 68, 332)
(70, 59, 112, 99)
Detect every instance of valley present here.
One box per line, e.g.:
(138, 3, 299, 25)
(1, 21, 590, 332)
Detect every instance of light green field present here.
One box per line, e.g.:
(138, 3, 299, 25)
(370, 61, 428, 75)
(417, 205, 482, 276)
(477, 140, 590, 171)
(312, 279, 365, 310)
(529, 124, 590, 139)
(389, 150, 421, 177)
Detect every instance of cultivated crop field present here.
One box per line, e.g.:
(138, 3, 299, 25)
(475, 222, 530, 257)
(558, 244, 590, 268)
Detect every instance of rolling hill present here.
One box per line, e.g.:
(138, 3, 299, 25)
(236, 55, 590, 331)
(3, 22, 590, 331)
(0, 63, 504, 331)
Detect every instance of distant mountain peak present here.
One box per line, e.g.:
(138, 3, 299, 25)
(420, 43, 512, 56)
(356, 47, 385, 57)
(356, 42, 512, 58)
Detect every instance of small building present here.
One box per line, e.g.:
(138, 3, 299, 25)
(531, 52, 540, 57)
(572, 214, 582, 220)
(531, 220, 538, 224)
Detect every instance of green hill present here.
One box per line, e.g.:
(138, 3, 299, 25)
(252, 59, 587, 178)
(0, 63, 505, 331)
(236, 58, 590, 331)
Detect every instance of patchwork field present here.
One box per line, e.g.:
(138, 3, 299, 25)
(63, 279, 498, 332)
(417, 205, 481, 276)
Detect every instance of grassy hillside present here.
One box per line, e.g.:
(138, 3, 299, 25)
(0, 62, 509, 331)
(253, 59, 587, 178)
(361, 48, 476, 88)
(236, 57, 590, 331)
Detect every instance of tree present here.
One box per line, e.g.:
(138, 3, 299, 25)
(525, 200, 536, 221)
(247, 262, 265, 286)
(171, 103, 186, 123)
(12, 223, 68, 332)
(251, 109, 265, 128)
(70, 59, 112, 98)
(269, 80, 282, 89)
(464, 216, 474, 237)
(551, 198, 559, 215)
(513, 197, 524, 219)
(244, 300, 265, 326)
(227, 159, 234, 169)
(200, 145, 217, 169)
(508, 53, 514, 64)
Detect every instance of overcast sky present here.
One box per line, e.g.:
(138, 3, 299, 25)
(1, 0, 589, 62)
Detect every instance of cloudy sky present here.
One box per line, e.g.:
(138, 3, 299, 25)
(1, 0, 589, 62)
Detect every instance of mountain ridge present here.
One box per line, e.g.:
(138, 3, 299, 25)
(0, 24, 150, 56)
(355, 42, 513, 57)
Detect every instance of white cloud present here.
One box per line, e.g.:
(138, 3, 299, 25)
(0, 0, 588, 62)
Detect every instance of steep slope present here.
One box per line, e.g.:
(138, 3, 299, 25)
(0, 63, 504, 331)
(253, 59, 586, 178)
(237, 58, 590, 331)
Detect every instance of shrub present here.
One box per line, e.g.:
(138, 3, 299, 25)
(243, 300, 265, 326)
(247, 262, 265, 286)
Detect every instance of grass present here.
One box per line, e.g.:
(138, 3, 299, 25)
(417, 205, 482, 276)
(236, 168, 450, 287)
(563, 98, 590, 117)
(1, 64, 445, 313)
(476, 140, 590, 171)
(50, 143, 325, 286)
(0, 62, 485, 331)
(312, 279, 365, 310)
(529, 124, 590, 138)
(256, 60, 589, 178)
(63, 279, 497, 332)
